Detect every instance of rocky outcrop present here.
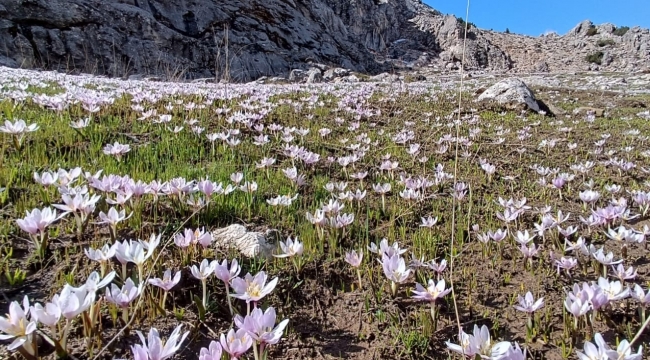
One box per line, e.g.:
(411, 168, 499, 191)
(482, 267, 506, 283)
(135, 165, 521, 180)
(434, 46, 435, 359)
(0, 0, 392, 81)
(0, 0, 545, 81)
(0, 0, 648, 81)
(481, 20, 650, 73)
(1, 0, 458, 81)
(412, 14, 511, 72)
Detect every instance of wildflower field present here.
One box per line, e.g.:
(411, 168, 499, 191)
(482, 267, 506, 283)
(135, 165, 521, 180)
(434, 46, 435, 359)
(1, 66, 650, 360)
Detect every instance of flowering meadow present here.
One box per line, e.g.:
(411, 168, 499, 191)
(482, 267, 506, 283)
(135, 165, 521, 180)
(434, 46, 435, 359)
(1, 66, 650, 359)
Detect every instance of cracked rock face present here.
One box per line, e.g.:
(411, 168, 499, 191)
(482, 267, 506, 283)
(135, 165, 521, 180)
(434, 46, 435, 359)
(0, 0, 392, 81)
(2, 0, 451, 81)
(480, 21, 650, 73)
(0, 0, 648, 81)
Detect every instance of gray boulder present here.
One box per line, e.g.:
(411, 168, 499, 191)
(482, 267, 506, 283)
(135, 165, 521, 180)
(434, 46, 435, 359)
(597, 23, 616, 34)
(445, 62, 459, 70)
(477, 78, 541, 112)
(569, 20, 595, 37)
(289, 69, 306, 82)
(306, 68, 322, 83)
(371, 72, 399, 82)
(323, 67, 350, 80)
(334, 74, 359, 83)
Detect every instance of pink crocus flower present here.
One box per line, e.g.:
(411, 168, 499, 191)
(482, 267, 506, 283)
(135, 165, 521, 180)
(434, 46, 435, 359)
(105, 278, 142, 308)
(231, 271, 278, 304)
(148, 269, 181, 292)
(199, 341, 223, 360)
(234, 307, 289, 345)
(0, 296, 37, 351)
(513, 292, 544, 313)
(16, 207, 59, 235)
(344, 250, 363, 267)
(220, 329, 253, 359)
(412, 279, 451, 303)
(135, 325, 189, 360)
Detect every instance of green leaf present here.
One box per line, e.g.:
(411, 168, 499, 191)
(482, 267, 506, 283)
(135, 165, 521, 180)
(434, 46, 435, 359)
(193, 295, 206, 321)
(152, 300, 166, 316)
(291, 280, 304, 290)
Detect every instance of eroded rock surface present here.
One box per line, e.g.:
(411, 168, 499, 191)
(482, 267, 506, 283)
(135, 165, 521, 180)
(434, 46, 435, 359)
(0, 0, 648, 81)
(477, 78, 540, 112)
(211, 224, 279, 259)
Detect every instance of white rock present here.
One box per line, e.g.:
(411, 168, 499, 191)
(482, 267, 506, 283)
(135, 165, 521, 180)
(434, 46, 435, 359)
(477, 78, 540, 112)
(211, 224, 277, 258)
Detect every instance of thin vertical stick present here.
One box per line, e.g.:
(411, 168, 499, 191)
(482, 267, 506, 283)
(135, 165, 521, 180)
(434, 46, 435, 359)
(448, 0, 471, 347)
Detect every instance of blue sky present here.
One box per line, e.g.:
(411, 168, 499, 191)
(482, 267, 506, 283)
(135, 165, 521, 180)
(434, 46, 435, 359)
(424, 0, 650, 36)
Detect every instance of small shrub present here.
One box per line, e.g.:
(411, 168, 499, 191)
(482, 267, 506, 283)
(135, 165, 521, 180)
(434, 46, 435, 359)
(505, 28, 510, 34)
(586, 26, 598, 36)
(456, 16, 476, 29)
(586, 51, 604, 65)
(613, 26, 630, 36)
(597, 39, 615, 47)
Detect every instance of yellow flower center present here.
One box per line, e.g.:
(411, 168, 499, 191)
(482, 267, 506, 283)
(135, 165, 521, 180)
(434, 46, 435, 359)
(428, 288, 440, 298)
(461, 337, 471, 351)
(247, 282, 262, 298)
(17, 318, 26, 334)
(480, 341, 492, 356)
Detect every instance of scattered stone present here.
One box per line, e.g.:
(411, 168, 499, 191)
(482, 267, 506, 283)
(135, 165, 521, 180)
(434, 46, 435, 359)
(289, 69, 306, 82)
(128, 74, 145, 81)
(573, 107, 605, 117)
(191, 77, 215, 83)
(371, 72, 399, 82)
(306, 68, 322, 83)
(323, 68, 350, 81)
(445, 62, 459, 71)
(334, 74, 360, 83)
(534, 61, 549, 73)
(544, 102, 567, 116)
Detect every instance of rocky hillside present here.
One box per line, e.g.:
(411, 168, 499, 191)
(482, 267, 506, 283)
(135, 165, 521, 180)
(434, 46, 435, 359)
(0, 0, 648, 81)
(480, 20, 650, 73)
(0, 0, 438, 81)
